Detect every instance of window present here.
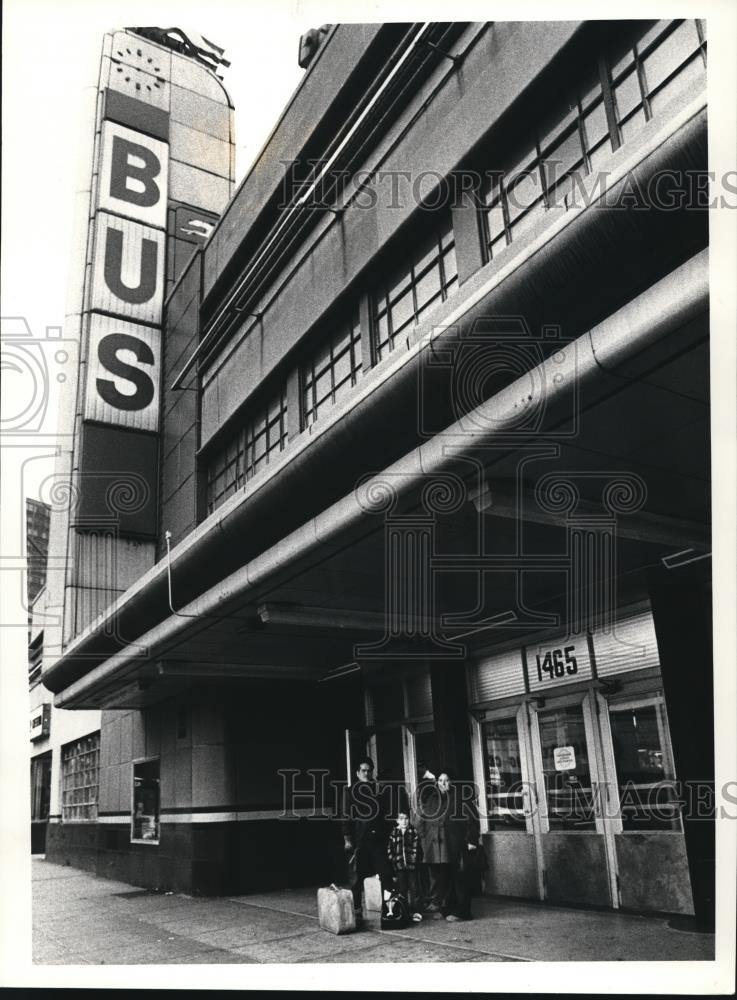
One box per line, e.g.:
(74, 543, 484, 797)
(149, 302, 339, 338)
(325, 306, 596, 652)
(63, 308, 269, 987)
(206, 387, 288, 513)
(61, 733, 100, 822)
(608, 696, 681, 831)
(537, 705, 596, 830)
(481, 716, 526, 829)
(31, 753, 52, 822)
(372, 218, 458, 362)
(481, 20, 707, 262)
(131, 758, 160, 843)
(302, 311, 362, 428)
(608, 20, 706, 138)
(28, 631, 43, 685)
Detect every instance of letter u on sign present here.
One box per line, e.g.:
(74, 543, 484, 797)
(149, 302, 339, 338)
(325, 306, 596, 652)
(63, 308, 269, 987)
(90, 214, 165, 323)
(98, 121, 169, 229)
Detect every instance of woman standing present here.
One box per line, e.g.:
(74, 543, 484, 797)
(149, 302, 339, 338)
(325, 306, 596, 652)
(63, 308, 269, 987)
(417, 770, 480, 921)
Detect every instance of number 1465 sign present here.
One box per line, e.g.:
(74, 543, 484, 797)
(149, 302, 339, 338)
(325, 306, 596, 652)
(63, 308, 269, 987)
(526, 640, 592, 690)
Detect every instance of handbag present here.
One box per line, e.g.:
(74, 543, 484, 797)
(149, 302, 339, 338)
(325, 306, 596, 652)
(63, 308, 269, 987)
(380, 889, 410, 929)
(459, 844, 488, 875)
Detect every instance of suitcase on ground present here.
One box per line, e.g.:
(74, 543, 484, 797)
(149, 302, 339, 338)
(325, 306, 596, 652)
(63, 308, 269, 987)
(317, 883, 356, 934)
(363, 874, 382, 912)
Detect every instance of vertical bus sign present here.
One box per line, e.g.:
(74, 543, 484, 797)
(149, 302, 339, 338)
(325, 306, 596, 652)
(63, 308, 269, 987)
(85, 120, 169, 432)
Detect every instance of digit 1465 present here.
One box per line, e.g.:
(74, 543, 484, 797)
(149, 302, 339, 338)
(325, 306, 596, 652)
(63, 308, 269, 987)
(536, 645, 578, 682)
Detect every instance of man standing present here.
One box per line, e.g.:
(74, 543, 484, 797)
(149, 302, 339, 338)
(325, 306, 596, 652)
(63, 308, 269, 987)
(342, 756, 392, 926)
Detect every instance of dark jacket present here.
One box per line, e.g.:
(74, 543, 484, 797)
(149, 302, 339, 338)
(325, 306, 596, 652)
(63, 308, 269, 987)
(342, 780, 391, 846)
(417, 783, 480, 866)
(386, 824, 422, 872)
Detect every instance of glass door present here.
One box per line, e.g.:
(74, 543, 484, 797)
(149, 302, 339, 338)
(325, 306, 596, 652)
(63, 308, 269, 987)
(480, 715, 527, 830)
(603, 691, 693, 914)
(607, 695, 680, 830)
(535, 702, 597, 831)
(528, 693, 616, 907)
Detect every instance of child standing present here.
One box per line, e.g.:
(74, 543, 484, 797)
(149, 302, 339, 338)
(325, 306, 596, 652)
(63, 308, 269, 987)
(386, 811, 423, 922)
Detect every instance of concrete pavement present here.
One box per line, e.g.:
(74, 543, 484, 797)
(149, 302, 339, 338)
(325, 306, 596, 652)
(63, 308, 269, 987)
(32, 858, 714, 965)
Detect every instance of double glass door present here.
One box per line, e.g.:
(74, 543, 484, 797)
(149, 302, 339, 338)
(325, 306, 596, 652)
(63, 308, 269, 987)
(475, 685, 681, 909)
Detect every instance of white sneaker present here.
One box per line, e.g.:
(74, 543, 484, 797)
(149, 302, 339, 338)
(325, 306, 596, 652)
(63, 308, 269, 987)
(412, 912, 423, 922)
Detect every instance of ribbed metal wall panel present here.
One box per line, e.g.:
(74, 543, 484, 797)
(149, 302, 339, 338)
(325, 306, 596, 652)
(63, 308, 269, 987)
(592, 611, 660, 677)
(472, 649, 526, 703)
(406, 673, 433, 717)
(71, 532, 155, 592)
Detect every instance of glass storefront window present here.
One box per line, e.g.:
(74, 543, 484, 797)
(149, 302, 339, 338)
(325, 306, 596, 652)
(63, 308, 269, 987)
(608, 699, 680, 831)
(131, 759, 160, 843)
(482, 716, 526, 829)
(537, 705, 596, 830)
(31, 753, 52, 822)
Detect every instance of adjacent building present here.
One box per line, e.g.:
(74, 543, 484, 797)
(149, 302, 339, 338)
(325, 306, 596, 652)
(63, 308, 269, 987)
(26, 499, 51, 614)
(40, 21, 713, 926)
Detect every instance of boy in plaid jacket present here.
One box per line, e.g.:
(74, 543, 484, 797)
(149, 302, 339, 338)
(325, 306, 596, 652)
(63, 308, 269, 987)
(386, 811, 423, 922)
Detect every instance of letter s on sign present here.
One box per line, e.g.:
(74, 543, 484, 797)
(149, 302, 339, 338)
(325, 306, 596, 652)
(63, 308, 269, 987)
(96, 333, 155, 411)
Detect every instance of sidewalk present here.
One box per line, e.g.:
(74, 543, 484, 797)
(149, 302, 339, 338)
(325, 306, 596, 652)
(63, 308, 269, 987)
(32, 858, 714, 965)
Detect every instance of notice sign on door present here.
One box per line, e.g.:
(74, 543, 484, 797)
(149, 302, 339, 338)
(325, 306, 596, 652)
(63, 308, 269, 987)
(553, 746, 576, 771)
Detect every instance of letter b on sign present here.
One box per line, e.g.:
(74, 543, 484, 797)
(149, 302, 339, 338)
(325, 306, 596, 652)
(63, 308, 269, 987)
(98, 121, 169, 229)
(110, 136, 162, 208)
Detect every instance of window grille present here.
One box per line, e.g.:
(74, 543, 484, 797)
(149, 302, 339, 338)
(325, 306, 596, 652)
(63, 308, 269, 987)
(481, 20, 706, 261)
(61, 733, 100, 822)
(372, 218, 458, 362)
(206, 388, 288, 513)
(302, 312, 362, 428)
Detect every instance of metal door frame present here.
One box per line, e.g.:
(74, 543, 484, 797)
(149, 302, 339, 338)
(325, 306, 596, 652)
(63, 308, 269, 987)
(526, 686, 619, 906)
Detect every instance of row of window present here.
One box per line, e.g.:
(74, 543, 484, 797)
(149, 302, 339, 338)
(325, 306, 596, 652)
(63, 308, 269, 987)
(206, 215, 458, 512)
(205, 19, 706, 514)
(206, 389, 289, 512)
(481, 18, 706, 259)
